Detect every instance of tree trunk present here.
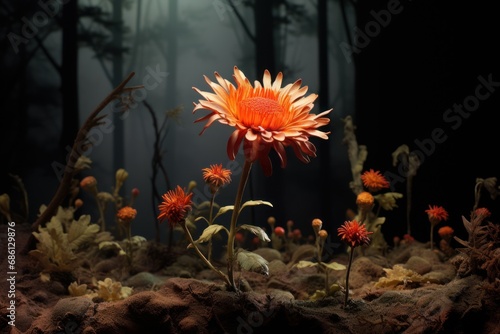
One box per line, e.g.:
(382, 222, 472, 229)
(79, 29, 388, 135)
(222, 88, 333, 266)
(353, 0, 381, 153)
(317, 0, 331, 223)
(112, 0, 124, 175)
(167, 0, 178, 107)
(60, 0, 79, 162)
(253, 0, 276, 76)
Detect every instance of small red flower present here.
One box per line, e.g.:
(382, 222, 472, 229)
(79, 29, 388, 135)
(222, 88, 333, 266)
(202, 164, 232, 193)
(117, 206, 137, 224)
(438, 226, 454, 238)
(473, 207, 491, 221)
(274, 226, 285, 237)
(80, 176, 97, 193)
(361, 169, 390, 192)
(292, 228, 302, 240)
(131, 188, 140, 197)
(235, 232, 245, 244)
(337, 220, 373, 248)
(74, 199, 83, 209)
(403, 234, 415, 243)
(158, 186, 193, 226)
(425, 205, 449, 225)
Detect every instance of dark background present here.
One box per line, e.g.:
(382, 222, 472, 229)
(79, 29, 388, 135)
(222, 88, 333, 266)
(1, 0, 498, 249)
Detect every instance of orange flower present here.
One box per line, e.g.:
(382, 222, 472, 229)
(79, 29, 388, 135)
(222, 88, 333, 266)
(318, 230, 328, 240)
(193, 66, 332, 176)
(74, 199, 83, 209)
(473, 207, 491, 221)
(117, 206, 137, 224)
(312, 218, 323, 234)
(356, 191, 374, 211)
(425, 205, 449, 225)
(158, 186, 193, 226)
(337, 220, 373, 248)
(80, 176, 97, 193)
(361, 169, 390, 192)
(202, 164, 232, 193)
(438, 226, 454, 238)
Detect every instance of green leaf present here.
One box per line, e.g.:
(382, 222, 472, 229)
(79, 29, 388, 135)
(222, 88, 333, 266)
(194, 216, 210, 225)
(67, 215, 100, 251)
(236, 250, 269, 276)
(309, 290, 327, 301)
(324, 262, 346, 271)
(195, 201, 213, 210)
(238, 224, 270, 242)
(213, 205, 234, 220)
(99, 241, 126, 256)
(239, 200, 273, 214)
(192, 224, 228, 244)
(294, 260, 318, 269)
(372, 217, 386, 229)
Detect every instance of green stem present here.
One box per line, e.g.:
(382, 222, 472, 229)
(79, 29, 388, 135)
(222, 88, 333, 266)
(93, 193, 107, 232)
(126, 224, 133, 266)
(317, 239, 329, 292)
(325, 268, 329, 293)
(406, 176, 413, 236)
(473, 182, 482, 211)
(226, 160, 253, 291)
(207, 193, 216, 262)
(344, 246, 355, 307)
(181, 222, 231, 286)
(430, 224, 435, 250)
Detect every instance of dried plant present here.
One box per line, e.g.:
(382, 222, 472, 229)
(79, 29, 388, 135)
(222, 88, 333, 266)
(342, 116, 403, 255)
(23, 72, 142, 254)
(453, 210, 500, 282)
(29, 208, 99, 278)
(392, 144, 421, 236)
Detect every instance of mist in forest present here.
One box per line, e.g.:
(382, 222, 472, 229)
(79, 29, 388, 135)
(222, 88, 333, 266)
(1, 0, 498, 244)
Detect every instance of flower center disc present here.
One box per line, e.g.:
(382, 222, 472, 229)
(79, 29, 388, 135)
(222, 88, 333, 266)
(238, 97, 285, 129)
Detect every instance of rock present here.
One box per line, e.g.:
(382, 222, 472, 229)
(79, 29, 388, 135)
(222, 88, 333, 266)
(125, 272, 164, 288)
(253, 247, 283, 262)
(403, 256, 432, 275)
(178, 270, 192, 278)
(267, 288, 295, 302)
(268, 259, 288, 275)
(177, 254, 204, 269)
(51, 297, 93, 322)
(349, 256, 385, 289)
(11, 302, 37, 332)
(423, 264, 456, 284)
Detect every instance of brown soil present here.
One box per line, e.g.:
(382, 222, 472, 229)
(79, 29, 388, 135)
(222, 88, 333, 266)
(1, 223, 499, 334)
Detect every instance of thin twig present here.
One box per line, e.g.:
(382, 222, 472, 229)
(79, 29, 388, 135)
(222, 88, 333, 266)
(22, 72, 137, 254)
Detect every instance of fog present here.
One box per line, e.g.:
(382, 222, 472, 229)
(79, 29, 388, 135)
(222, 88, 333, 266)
(2, 0, 498, 245)
(19, 0, 355, 241)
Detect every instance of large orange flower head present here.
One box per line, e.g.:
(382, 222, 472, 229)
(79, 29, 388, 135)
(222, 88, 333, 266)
(158, 186, 193, 227)
(192, 66, 332, 176)
(337, 220, 373, 248)
(361, 169, 390, 192)
(425, 205, 449, 226)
